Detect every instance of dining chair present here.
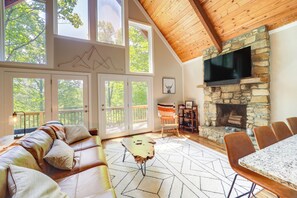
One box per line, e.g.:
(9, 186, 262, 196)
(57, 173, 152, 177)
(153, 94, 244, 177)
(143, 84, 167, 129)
(287, 117, 297, 135)
(253, 126, 278, 149)
(157, 103, 180, 138)
(224, 132, 297, 198)
(271, 121, 293, 141)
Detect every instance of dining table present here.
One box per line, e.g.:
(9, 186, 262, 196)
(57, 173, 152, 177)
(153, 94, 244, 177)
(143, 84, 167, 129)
(239, 134, 297, 190)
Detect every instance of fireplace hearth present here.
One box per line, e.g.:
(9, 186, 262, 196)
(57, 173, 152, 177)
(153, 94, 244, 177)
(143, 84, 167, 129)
(216, 104, 247, 129)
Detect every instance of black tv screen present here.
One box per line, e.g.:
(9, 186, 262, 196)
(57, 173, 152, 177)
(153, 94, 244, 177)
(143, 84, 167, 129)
(204, 46, 251, 85)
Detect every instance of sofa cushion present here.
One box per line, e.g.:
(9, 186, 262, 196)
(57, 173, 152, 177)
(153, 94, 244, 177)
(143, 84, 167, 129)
(64, 125, 91, 144)
(55, 166, 115, 198)
(38, 126, 57, 140)
(45, 146, 107, 180)
(19, 130, 53, 168)
(70, 136, 102, 152)
(44, 122, 66, 141)
(0, 146, 41, 198)
(44, 140, 74, 170)
(8, 165, 68, 198)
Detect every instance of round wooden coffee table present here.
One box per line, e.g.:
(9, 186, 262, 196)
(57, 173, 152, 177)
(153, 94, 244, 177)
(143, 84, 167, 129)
(121, 135, 156, 176)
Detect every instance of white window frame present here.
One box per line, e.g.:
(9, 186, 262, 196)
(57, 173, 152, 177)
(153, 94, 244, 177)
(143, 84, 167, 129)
(96, 0, 125, 47)
(54, 0, 90, 41)
(53, 0, 126, 48)
(0, 0, 54, 68)
(127, 20, 153, 76)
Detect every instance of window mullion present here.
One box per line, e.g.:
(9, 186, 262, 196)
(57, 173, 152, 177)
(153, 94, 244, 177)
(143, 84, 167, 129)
(0, 0, 5, 61)
(89, 0, 97, 41)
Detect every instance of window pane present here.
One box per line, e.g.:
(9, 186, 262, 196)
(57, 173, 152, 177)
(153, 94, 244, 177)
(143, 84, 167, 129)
(97, 0, 123, 45)
(13, 78, 45, 134)
(104, 80, 125, 134)
(57, 0, 89, 39)
(129, 24, 150, 73)
(57, 79, 84, 125)
(131, 81, 148, 130)
(4, 0, 46, 64)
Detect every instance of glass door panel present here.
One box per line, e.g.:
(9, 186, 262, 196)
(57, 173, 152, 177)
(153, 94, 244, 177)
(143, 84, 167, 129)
(99, 75, 128, 139)
(131, 81, 148, 130)
(12, 78, 46, 134)
(129, 77, 153, 134)
(52, 75, 88, 126)
(4, 72, 51, 136)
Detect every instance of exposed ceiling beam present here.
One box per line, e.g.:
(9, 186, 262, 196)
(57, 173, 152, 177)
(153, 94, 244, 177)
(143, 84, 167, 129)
(188, 0, 222, 53)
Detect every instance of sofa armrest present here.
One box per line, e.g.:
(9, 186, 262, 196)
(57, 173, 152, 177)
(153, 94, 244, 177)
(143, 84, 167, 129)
(89, 128, 98, 136)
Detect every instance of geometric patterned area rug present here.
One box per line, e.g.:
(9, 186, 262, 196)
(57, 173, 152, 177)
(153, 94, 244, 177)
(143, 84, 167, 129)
(104, 136, 261, 198)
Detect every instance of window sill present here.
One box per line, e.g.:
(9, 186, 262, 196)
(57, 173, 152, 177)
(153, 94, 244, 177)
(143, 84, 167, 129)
(126, 71, 154, 76)
(0, 61, 52, 69)
(54, 35, 126, 49)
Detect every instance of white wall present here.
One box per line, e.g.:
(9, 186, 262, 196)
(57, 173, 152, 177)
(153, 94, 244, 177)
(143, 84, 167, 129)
(270, 22, 297, 122)
(183, 57, 205, 125)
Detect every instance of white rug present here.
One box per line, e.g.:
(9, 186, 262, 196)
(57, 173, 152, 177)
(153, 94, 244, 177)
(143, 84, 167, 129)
(104, 136, 261, 198)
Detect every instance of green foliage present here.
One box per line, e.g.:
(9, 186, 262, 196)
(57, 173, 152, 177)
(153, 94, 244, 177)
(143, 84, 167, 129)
(5, 1, 46, 63)
(105, 81, 124, 107)
(58, 80, 83, 110)
(129, 26, 149, 73)
(13, 78, 45, 112)
(132, 82, 147, 106)
(4, 0, 83, 64)
(57, 0, 83, 28)
(98, 21, 123, 45)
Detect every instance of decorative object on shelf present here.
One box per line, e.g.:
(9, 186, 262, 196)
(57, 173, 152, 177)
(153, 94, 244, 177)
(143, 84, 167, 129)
(162, 77, 176, 94)
(178, 104, 199, 133)
(185, 100, 193, 109)
(10, 111, 26, 139)
(58, 46, 123, 72)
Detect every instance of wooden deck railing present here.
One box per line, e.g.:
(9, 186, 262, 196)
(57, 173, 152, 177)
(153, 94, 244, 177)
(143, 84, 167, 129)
(105, 105, 148, 127)
(14, 105, 148, 129)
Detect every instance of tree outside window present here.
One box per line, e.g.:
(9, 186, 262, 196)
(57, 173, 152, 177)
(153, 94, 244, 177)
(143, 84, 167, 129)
(3, 0, 83, 64)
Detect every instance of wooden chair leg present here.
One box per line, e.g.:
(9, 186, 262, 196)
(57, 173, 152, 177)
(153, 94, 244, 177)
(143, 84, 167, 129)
(176, 127, 180, 137)
(161, 126, 164, 138)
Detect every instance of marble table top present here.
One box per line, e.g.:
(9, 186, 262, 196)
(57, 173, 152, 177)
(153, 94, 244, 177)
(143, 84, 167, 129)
(239, 135, 297, 190)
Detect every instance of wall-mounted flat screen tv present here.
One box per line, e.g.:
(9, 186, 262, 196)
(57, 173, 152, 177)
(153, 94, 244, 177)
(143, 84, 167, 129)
(204, 46, 252, 85)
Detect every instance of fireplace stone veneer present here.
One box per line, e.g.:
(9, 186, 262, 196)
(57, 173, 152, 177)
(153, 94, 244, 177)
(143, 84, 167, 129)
(200, 26, 271, 144)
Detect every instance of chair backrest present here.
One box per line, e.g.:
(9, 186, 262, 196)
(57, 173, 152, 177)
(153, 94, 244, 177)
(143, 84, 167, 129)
(157, 103, 176, 117)
(224, 132, 255, 169)
(271, 121, 293, 141)
(253, 126, 278, 149)
(287, 117, 297, 135)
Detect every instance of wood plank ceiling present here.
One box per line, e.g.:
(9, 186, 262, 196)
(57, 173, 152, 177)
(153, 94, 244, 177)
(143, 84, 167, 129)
(139, 0, 297, 62)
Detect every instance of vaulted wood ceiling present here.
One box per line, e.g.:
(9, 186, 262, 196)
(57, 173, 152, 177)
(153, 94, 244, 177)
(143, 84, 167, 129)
(139, 0, 297, 62)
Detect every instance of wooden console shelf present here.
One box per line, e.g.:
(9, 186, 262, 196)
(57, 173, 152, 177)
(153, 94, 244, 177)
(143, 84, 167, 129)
(178, 104, 199, 133)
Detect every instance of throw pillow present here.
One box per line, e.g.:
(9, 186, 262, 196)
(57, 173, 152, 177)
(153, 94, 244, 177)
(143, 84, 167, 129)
(7, 165, 68, 198)
(44, 140, 74, 170)
(64, 125, 91, 144)
(19, 130, 53, 168)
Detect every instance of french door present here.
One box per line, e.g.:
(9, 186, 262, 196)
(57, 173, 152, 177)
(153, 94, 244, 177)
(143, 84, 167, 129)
(4, 72, 89, 135)
(99, 74, 153, 139)
(52, 75, 89, 126)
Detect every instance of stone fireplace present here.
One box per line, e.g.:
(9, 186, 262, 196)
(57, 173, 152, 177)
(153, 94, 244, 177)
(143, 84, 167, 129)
(200, 26, 271, 144)
(216, 104, 247, 129)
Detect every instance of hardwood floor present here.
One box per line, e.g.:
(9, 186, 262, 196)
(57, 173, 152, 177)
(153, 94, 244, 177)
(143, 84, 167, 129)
(102, 130, 277, 198)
